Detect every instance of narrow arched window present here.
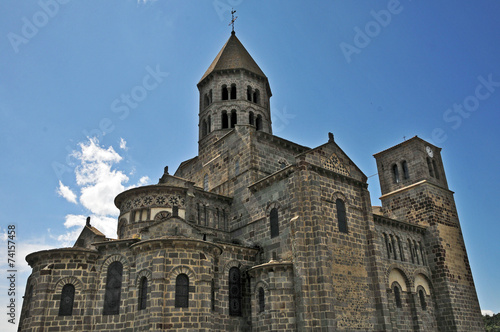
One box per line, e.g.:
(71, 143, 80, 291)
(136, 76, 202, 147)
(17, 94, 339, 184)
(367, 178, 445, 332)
(394, 285, 402, 308)
(230, 110, 237, 128)
(209, 89, 213, 103)
(175, 274, 189, 308)
(253, 89, 260, 104)
(383, 233, 390, 259)
(207, 115, 211, 133)
(247, 86, 252, 101)
(256, 115, 262, 131)
(103, 261, 123, 315)
(336, 199, 348, 233)
(58, 284, 75, 316)
(419, 242, 425, 264)
(202, 119, 207, 137)
(138, 277, 148, 310)
(222, 85, 228, 100)
(414, 240, 420, 264)
(222, 111, 229, 129)
(392, 164, 400, 183)
(419, 289, 427, 310)
(270, 208, 279, 238)
(249, 111, 255, 126)
(229, 267, 241, 316)
(397, 236, 405, 261)
(408, 239, 414, 263)
(258, 287, 265, 313)
(427, 157, 434, 177)
(402, 161, 409, 180)
(230, 84, 237, 99)
(211, 279, 215, 311)
(432, 159, 440, 179)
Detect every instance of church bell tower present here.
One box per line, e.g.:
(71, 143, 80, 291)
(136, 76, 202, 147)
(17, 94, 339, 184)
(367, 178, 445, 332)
(197, 31, 272, 154)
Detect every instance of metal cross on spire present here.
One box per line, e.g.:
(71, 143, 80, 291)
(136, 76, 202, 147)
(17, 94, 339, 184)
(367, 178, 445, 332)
(229, 9, 238, 32)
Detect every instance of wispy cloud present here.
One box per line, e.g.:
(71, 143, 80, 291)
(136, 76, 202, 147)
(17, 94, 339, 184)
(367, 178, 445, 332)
(119, 137, 128, 150)
(57, 180, 78, 204)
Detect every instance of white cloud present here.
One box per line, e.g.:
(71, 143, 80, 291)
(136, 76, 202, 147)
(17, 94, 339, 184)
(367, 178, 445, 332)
(138, 176, 150, 186)
(482, 309, 495, 316)
(56, 180, 78, 204)
(119, 137, 127, 150)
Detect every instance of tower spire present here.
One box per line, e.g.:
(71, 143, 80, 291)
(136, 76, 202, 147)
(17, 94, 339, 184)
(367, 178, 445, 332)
(229, 9, 238, 33)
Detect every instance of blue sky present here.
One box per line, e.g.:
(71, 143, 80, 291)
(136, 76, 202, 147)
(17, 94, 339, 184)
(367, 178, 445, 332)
(1, 0, 499, 329)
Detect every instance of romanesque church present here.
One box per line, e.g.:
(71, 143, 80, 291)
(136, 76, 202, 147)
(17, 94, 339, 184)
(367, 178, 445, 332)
(18, 31, 484, 331)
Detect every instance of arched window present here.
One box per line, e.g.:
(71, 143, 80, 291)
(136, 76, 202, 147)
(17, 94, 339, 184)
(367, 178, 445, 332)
(249, 111, 255, 126)
(138, 277, 148, 310)
(336, 199, 348, 233)
(201, 119, 207, 137)
(253, 89, 260, 104)
(229, 267, 241, 316)
(103, 261, 123, 315)
(383, 233, 390, 259)
(258, 287, 265, 313)
(207, 115, 211, 133)
(58, 284, 75, 316)
(419, 289, 427, 310)
(256, 115, 262, 131)
(204, 94, 209, 108)
(397, 236, 405, 261)
(230, 84, 237, 99)
(211, 279, 215, 311)
(408, 239, 414, 263)
(209, 89, 213, 103)
(394, 284, 402, 308)
(247, 86, 252, 101)
(427, 157, 434, 177)
(392, 164, 400, 183)
(432, 159, 440, 179)
(270, 208, 279, 238)
(175, 274, 189, 308)
(222, 85, 228, 100)
(204, 174, 209, 191)
(402, 160, 409, 180)
(222, 111, 229, 129)
(230, 110, 237, 128)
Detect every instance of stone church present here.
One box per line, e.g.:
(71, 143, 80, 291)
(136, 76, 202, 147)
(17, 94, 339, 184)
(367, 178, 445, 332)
(19, 31, 484, 331)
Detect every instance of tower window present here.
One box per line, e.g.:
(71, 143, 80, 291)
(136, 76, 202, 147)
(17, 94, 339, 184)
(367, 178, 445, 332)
(229, 267, 242, 316)
(202, 119, 208, 137)
(207, 115, 211, 133)
(247, 86, 252, 101)
(204, 94, 209, 108)
(222, 85, 228, 100)
(249, 111, 255, 126)
(336, 198, 348, 233)
(427, 157, 434, 177)
(253, 89, 260, 104)
(256, 115, 262, 131)
(58, 284, 75, 316)
(230, 84, 237, 99)
(103, 261, 123, 315)
(230, 110, 237, 128)
(394, 284, 402, 308)
(258, 287, 265, 313)
(402, 160, 409, 179)
(432, 159, 440, 179)
(222, 111, 228, 129)
(211, 279, 215, 311)
(392, 164, 400, 183)
(270, 208, 279, 238)
(175, 274, 189, 308)
(138, 277, 148, 310)
(209, 89, 212, 103)
(419, 289, 427, 310)
(408, 239, 414, 263)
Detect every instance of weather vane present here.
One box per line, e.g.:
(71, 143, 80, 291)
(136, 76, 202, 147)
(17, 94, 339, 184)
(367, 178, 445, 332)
(229, 9, 238, 32)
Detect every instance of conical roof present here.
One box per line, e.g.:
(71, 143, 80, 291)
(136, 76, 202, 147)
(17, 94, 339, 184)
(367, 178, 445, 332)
(199, 31, 267, 84)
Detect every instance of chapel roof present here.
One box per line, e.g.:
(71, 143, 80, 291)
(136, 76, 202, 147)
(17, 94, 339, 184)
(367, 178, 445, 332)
(199, 31, 267, 84)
